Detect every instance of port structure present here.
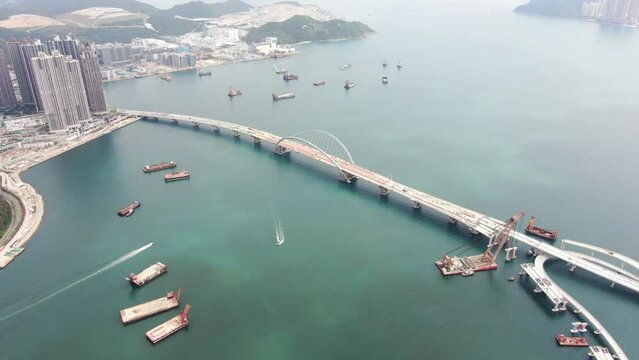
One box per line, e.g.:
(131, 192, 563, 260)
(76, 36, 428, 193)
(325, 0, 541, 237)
(122, 110, 639, 292)
(435, 212, 524, 276)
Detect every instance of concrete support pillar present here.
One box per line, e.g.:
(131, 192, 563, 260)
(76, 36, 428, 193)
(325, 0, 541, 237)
(212, 125, 220, 133)
(448, 216, 458, 224)
(171, 119, 178, 124)
(274, 145, 290, 156)
(252, 136, 261, 144)
(192, 122, 199, 127)
(569, 264, 577, 272)
(552, 303, 560, 312)
(339, 172, 357, 183)
(233, 130, 240, 138)
(412, 201, 421, 209)
(379, 186, 390, 197)
(468, 227, 479, 235)
(559, 302, 567, 311)
(533, 286, 542, 293)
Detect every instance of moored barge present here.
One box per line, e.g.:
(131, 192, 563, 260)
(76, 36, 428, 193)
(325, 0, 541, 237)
(146, 304, 191, 344)
(228, 87, 243, 97)
(143, 161, 176, 173)
(313, 80, 326, 86)
(282, 72, 298, 81)
(164, 170, 190, 182)
(556, 334, 589, 347)
(525, 216, 559, 241)
(118, 201, 141, 217)
(128, 262, 167, 286)
(120, 289, 182, 324)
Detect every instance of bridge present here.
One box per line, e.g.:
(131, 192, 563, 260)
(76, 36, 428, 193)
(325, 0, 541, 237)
(124, 109, 639, 294)
(123, 109, 638, 359)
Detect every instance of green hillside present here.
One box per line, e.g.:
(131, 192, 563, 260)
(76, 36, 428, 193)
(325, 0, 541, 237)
(245, 15, 373, 44)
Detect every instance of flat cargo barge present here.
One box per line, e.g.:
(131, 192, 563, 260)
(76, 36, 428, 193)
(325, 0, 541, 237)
(120, 289, 181, 325)
(128, 262, 167, 286)
(525, 216, 559, 241)
(164, 170, 190, 182)
(146, 304, 191, 344)
(556, 334, 589, 347)
(272, 93, 295, 101)
(143, 161, 176, 173)
(118, 201, 141, 217)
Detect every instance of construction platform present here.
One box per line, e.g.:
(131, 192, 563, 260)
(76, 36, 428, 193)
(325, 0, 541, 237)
(128, 262, 167, 287)
(588, 346, 616, 360)
(520, 263, 568, 312)
(435, 254, 498, 276)
(146, 304, 190, 344)
(120, 289, 181, 325)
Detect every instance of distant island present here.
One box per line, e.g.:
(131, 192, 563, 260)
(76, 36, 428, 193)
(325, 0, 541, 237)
(515, 0, 639, 27)
(245, 15, 373, 45)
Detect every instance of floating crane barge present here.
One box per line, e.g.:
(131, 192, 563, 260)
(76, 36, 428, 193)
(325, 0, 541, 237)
(146, 304, 191, 344)
(120, 289, 182, 324)
(128, 262, 167, 286)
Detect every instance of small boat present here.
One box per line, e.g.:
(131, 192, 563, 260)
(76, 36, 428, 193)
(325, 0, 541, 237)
(461, 270, 474, 277)
(397, 61, 404, 69)
(282, 72, 298, 81)
(556, 334, 589, 347)
(273, 65, 287, 74)
(339, 64, 351, 70)
(382, 60, 388, 67)
(313, 80, 326, 86)
(134, 75, 143, 79)
(381, 75, 389, 84)
(118, 201, 141, 217)
(228, 87, 243, 97)
(525, 216, 559, 241)
(160, 75, 172, 81)
(272, 93, 295, 101)
(507, 276, 515, 282)
(198, 71, 211, 77)
(344, 80, 355, 89)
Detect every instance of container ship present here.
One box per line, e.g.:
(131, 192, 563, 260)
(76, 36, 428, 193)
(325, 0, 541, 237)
(164, 170, 190, 182)
(146, 304, 191, 344)
(344, 80, 355, 89)
(525, 216, 559, 241)
(273, 93, 295, 101)
(118, 201, 141, 217)
(127, 262, 167, 286)
(143, 161, 176, 173)
(313, 80, 326, 86)
(228, 87, 243, 97)
(556, 334, 588, 347)
(282, 72, 298, 81)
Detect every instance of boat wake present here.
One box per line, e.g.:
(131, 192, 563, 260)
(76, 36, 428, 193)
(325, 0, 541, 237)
(273, 214, 285, 246)
(0, 242, 153, 324)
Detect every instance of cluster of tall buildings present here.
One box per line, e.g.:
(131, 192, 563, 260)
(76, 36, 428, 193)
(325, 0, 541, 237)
(0, 35, 108, 133)
(159, 52, 197, 68)
(96, 43, 133, 66)
(582, 0, 639, 26)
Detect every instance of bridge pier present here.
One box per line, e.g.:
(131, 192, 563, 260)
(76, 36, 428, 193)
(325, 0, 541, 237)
(233, 130, 240, 138)
(448, 216, 458, 224)
(192, 122, 199, 128)
(568, 263, 577, 272)
(171, 119, 178, 124)
(273, 145, 290, 156)
(339, 171, 358, 183)
(212, 125, 220, 133)
(505, 247, 518, 262)
(468, 227, 479, 235)
(252, 136, 261, 144)
(412, 201, 422, 209)
(379, 186, 390, 197)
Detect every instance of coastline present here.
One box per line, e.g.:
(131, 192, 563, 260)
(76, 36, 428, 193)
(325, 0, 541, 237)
(0, 114, 141, 269)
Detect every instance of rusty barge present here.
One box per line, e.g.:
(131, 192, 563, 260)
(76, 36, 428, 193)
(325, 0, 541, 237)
(120, 289, 182, 324)
(143, 161, 176, 173)
(525, 216, 559, 241)
(146, 304, 191, 344)
(164, 170, 190, 182)
(128, 262, 167, 286)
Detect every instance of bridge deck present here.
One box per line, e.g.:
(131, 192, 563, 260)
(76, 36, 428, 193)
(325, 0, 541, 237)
(520, 263, 568, 311)
(124, 110, 639, 294)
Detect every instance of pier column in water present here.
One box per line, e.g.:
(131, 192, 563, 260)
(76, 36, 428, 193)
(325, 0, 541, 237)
(379, 186, 390, 197)
(448, 216, 458, 224)
(212, 125, 220, 133)
(233, 130, 240, 138)
(339, 172, 358, 183)
(413, 201, 422, 209)
(252, 136, 261, 144)
(171, 119, 178, 124)
(274, 145, 290, 156)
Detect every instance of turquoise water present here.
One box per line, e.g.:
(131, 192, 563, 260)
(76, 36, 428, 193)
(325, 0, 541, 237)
(1, 1, 638, 359)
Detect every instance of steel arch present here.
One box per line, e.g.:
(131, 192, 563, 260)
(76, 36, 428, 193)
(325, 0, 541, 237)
(291, 130, 355, 164)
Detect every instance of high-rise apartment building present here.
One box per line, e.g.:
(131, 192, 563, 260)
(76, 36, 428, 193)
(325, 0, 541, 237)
(46, 35, 80, 60)
(31, 52, 91, 132)
(96, 43, 133, 66)
(0, 52, 17, 107)
(6, 39, 47, 110)
(79, 43, 107, 113)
